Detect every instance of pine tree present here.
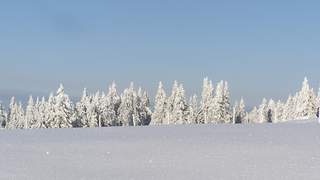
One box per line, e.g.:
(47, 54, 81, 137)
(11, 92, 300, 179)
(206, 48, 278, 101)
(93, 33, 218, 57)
(249, 106, 259, 123)
(233, 98, 246, 124)
(273, 100, 284, 123)
(136, 89, 152, 125)
(46, 84, 74, 128)
(74, 88, 90, 127)
(37, 97, 48, 128)
(187, 95, 198, 124)
(151, 82, 167, 125)
(258, 98, 269, 123)
(198, 78, 214, 124)
(166, 82, 188, 125)
(165, 81, 179, 124)
(88, 92, 101, 128)
(267, 99, 276, 123)
(295, 77, 317, 120)
(7, 97, 25, 129)
(222, 81, 232, 123)
(239, 98, 246, 123)
(118, 82, 136, 126)
(173, 84, 188, 124)
(25, 96, 37, 128)
(6, 97, 16, 129)
(0, 102, 7, 128)
(210, 81, 231, 124)
(100, 82, 121, 126)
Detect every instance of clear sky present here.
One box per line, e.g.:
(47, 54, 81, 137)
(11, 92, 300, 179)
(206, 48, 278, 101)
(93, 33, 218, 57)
(0, 0, 320, 106)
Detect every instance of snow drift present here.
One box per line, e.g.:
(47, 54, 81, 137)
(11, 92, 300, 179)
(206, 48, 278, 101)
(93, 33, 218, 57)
(0, 120, 320, 180)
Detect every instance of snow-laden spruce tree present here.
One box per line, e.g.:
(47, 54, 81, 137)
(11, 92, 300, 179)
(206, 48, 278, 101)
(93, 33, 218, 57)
(7, 97, 25, 129)
(0, 102, 7, 128)
(74, 88, 90, 127)
(232, 102, 238, 124)
(222, 82, 232, 123)
(198, 78, 214, 124)
(267, 99, 276, 123)
(208, 81, 223, 124)
(295, 77, 317, 120)
(248, 106, 259, 123)
(187, 95, 198, 124)
(136, 88, 152, 126)
(233, 98, 246, 124)
(273, 100, 284, 123)
(173, 84, 188, 124)
(151, 82, 167, 125)
(35, 97, 48, 128)
(282, 95, 295, 121)
(46, 84, 74, 128)
(258, 98, 269, 123)
(317, 87, 320, 109)
(209, 81, 231, 124)
(100, 82, 121, 126)
(165, 80, 179, 123)
(25, 96, 37, 128)
(87, 92, 101, 128)
(166, 82, 188, 124)
(118, 82, 136, 126)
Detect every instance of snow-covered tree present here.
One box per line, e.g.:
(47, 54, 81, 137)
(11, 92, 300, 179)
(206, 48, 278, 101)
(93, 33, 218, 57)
(249, 106, 259, 123)
(273, 100, 284, 123)
(165, 81, 179, 124)
(187, 95, 198, 124)
(74, 88, 90, 127)
(136, 88, 152, 126)
(198, 78, 214, 124)
(25, 96, 37, 128)
(0, 102, 7, 128)
(282, 95, 295, 121)
(46, 84, 74, 128)
(118, 83, 136, 126)
(209, 81, 231, 124)
(74, 89, 101, 128)
(233, 98, 246, 124)
(258, 98, 269, 123)
(295, 77, 317, 120)
(166, 82, 188, 124)
(7, 97, 25, 129)
(317, 87, 320, 109)
(100, 82, 121, 126)
(173, 84, 188, 124)
(222, 82, 232, 123)
(88, 92, 101, 128)
(151, 82, 167, 125)
(267, 99, 276, 123)
(36, 97, 48, 128)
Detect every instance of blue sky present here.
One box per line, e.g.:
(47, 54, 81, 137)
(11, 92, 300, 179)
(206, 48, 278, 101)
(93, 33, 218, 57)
(0, 0, 320, 106)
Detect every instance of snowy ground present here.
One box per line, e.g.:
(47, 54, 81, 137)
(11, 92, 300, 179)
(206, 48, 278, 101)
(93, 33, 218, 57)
(1, 120, 320, 180)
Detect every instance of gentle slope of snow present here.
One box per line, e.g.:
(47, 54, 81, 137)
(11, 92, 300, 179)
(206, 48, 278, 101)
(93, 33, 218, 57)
(1, 120, 320, 180)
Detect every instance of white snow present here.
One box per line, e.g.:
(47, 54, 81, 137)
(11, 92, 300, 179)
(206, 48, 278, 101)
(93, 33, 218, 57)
(1, 120, 320, 180)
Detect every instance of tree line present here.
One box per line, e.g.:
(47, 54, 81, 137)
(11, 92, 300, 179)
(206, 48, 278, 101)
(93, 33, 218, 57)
(0, 77, 318, 129)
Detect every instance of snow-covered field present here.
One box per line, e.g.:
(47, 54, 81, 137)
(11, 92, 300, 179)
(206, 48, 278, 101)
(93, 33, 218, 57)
(1, 120, 320, 180)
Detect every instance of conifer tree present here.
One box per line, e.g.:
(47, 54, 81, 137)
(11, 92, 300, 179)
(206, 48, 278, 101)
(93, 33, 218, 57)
(25, 96, 37, 128)
(118, 83, 136, 126)
(0, 102, 7, 128)
(198, 78, 214, 124)
(46, 84, 74, 128)
(295, 77, 317, 120)
(187, 95, 198, 124)
(258, 98, 269, 123)
(151, 82, 167, 125)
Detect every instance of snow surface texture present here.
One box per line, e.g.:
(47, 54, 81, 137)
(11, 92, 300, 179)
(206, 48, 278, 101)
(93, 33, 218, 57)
(1, 120, 320, 180)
